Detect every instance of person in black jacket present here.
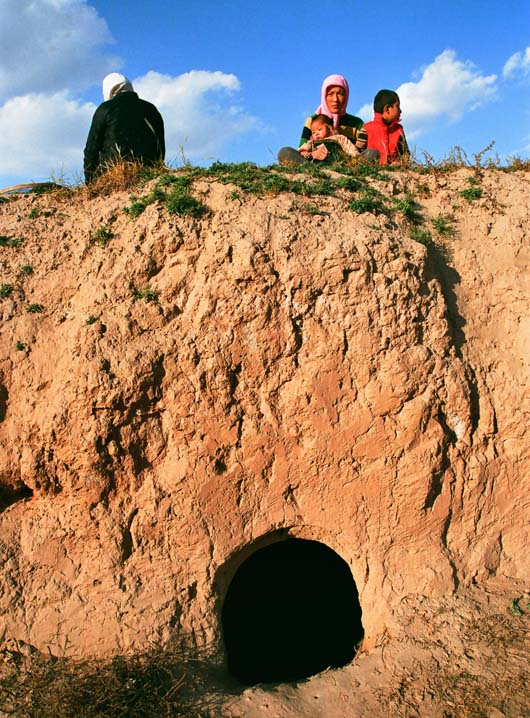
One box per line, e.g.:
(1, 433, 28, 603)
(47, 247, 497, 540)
(84, 72, 165, 183)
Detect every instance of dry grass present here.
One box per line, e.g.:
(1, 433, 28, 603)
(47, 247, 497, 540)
(375, 590, 530, 718)
(84, 160, 169, 197)
(0, 639, 229, 718)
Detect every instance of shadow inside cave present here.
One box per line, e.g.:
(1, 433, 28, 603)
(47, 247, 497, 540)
(221, 538, 364, 685)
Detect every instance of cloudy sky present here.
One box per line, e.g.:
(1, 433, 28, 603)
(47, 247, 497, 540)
(0, 0, 529, 186)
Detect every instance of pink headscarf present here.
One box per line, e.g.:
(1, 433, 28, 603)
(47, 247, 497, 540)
(315, 74, 350, 130)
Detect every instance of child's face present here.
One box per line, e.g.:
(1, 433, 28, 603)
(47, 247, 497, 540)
(311, 120, 332, 140)
(383, 100, 401, 124)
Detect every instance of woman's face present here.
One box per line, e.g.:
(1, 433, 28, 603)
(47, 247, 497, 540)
(326, 86, 346, 114)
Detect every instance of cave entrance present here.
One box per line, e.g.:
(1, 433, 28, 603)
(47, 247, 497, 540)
(221, 538, 364, 684)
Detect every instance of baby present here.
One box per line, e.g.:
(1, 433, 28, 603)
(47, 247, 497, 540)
(298, 114, 364, 160)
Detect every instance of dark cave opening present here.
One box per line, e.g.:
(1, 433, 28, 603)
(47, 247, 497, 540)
(221, 538, 364, 685)
(0, 483, 33, 513)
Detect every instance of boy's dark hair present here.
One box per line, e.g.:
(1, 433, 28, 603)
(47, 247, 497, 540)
(373, 89, 399, 114)
(311, 114, 333, 126)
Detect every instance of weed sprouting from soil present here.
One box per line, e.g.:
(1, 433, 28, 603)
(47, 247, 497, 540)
(509, 597, 523, 615)
(124, 196, 150, 218)
(460, 184, 483, 202)
(26, 303, 44, 314)
(410, 226, 434, 248)
(349, 188, 387, 215)
(300, 203, 330, 216)
(131, 286, 159, 303)
(90, 226, 114, 247)
(0, 236, 24, 248)
(165, 186, 208, 217)
(0, 283, 14, 298)
(392, 194, 423, 224)
(123, 172, 208, 219)
(335, 176, 362, 192)
(432, 214, 456, 237)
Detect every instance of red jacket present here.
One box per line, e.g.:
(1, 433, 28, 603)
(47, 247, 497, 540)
(363, 113, 408, 165)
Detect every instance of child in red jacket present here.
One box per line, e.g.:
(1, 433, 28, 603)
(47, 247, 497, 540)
(363, 89, 409, 165)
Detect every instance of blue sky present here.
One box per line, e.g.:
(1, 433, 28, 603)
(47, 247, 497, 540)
(1, 0, 529, 186)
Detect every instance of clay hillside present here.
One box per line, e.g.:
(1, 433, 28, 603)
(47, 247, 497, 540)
(0, 161, 528, 718)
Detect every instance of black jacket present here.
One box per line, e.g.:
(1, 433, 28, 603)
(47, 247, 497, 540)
(84, 92, 165, 182)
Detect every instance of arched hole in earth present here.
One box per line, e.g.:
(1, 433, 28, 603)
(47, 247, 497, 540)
(0, 483, 33, 513)
(221, 538, 364, 685)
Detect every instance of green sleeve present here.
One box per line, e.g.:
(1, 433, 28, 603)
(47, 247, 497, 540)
(299, 116, 313, 147)
(337, 114, 364, 143)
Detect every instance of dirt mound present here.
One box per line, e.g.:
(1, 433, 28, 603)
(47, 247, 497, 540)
(0, 165, 528, 715)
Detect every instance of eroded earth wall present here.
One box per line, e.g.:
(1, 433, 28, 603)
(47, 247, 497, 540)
(0, 169, 528, 656)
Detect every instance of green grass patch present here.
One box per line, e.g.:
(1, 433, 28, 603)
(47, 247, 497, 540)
(459, 176, 483, 202)
(124, 197, 150, 218)
(337, 161, 390, 180)
(410, 226, 434, 248)
(0, 235, 24, 248)
(125, 174, 207, 218)
(349, 188, 387, 215)
(335, 176, 362, 192)
(0, 283, 14, 298)
(460, 185, 483, 202)
(392, 194, 423, 224)
(200, 162, 338, 197)
(132, 286, 159, 302)
(431, 214, 456, 237)
(26, 303, 44, 313)
(300, 203, 330, 216)
(165, 186, 208, 217)
(90, 226, 114, 247)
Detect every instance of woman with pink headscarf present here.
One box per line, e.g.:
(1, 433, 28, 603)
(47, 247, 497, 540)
(278, 74, 374, 166)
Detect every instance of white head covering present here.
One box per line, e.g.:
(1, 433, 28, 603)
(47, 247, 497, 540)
(102, 72, 134, 101)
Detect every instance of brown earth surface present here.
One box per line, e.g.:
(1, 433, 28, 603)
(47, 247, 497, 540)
(0, 165, 528, 716)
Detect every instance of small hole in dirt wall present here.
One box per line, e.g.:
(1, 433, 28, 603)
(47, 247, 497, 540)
(221, 538, 364, 685)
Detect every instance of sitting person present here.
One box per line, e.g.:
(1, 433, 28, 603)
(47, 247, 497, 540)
(278, 74, 377, 165)
(298, 114, 362, 161)
(362, 89, 409, 165)
(84, 72, 165, 183)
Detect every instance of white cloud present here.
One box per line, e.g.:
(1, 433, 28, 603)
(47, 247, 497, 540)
(0, 71, 260, 184)
(503, 47, 530, 79)
(357, 50, 498, 138)
(0, 92, 95, 181)
(0, 0, 119, 100)
(0, 3, 261, 185)
(133, 70, 261, 163)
